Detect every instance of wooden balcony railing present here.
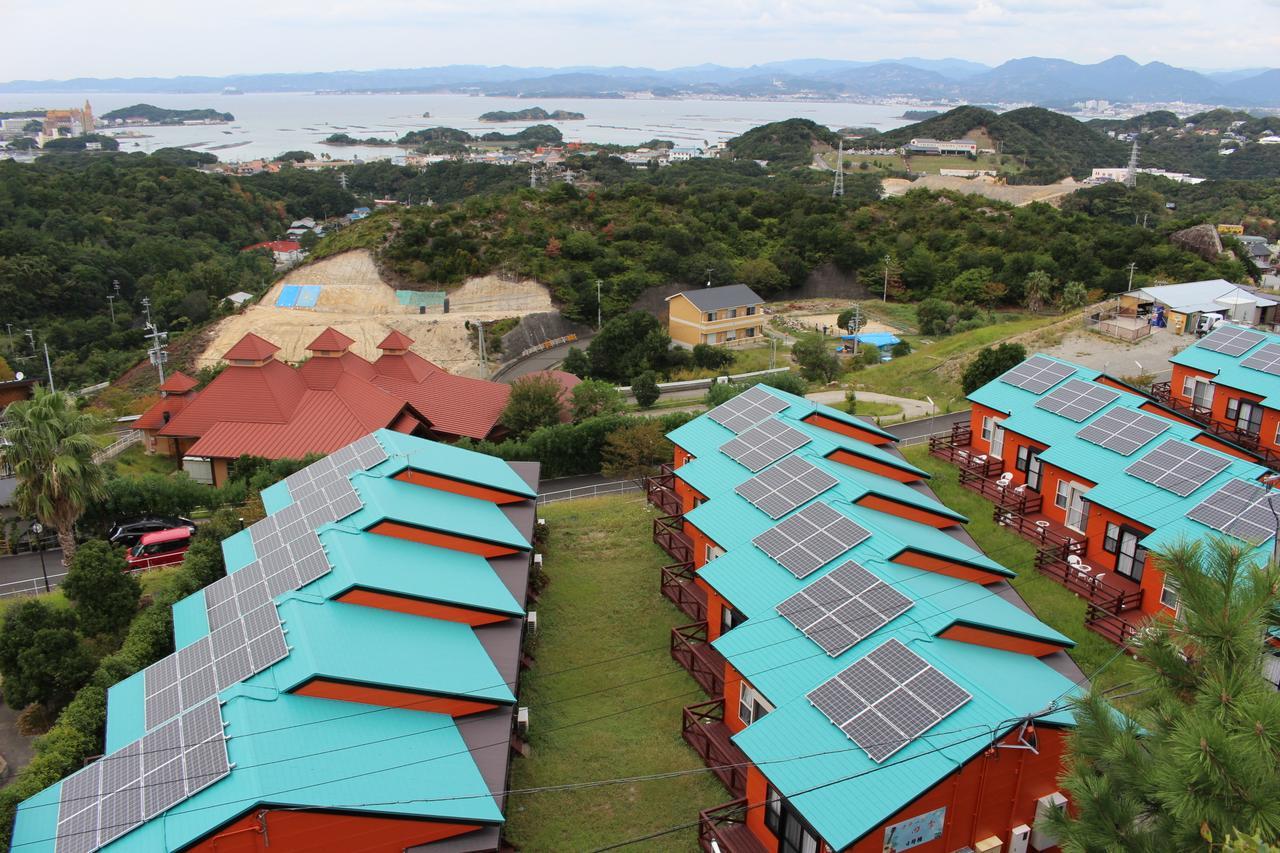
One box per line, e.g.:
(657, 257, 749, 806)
(671, 621, 725, 697)
(1036, 544, 1143, 614)
(682, 699, 748, 798)
(647, 464, 683, 516)
(959, 468, 1041, 514)
(1085, 603, 1144, 646)
(661, 560, 705, 621)
(654, 515, 693, 564)
(994, 507, 1081, 551)
(698, 799, 767, 853)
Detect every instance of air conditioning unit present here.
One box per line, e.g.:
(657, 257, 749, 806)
(1031, 792, 1068, 850)
(516, 706, 530, 736)
(526, 611, 538, 633)
(1008, 824, 1031, 853)
(533, 553, 543, 568)
(975, 837, 1003, 853)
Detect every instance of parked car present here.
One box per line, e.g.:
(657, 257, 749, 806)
(108, 516, 196, 549)
(125, 527, 193, 571)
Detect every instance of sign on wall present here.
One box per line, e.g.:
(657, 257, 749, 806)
(882, 806, 946, 852)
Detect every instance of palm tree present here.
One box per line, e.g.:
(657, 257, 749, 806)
(1023, 269, 1052, 314)
(0, 388, 106, 564)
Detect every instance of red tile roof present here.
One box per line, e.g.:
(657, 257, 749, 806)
(370, 372, 510, 441)
(242, 240, 302, 253)
(377, 329, 416, 351)
(299, 351, 376, 389)
(371, 351, 441, 383)
(160, 361, 306, 436)
(133, 394, 193, 431)
(307, 327, 356, 352)
(157, 372, 198, 394)
(223, 333, 281, 362)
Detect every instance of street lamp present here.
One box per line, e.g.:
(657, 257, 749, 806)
(28, 522, 49, 593)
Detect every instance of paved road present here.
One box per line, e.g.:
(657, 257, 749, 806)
(884, 410, 969, 443)
(494, 336, 593, 383)
(0, 477, 14, 507)
(0, 548, 65, 592)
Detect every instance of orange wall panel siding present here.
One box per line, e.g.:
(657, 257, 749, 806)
(1094, 375, 1134, 393)
(1139, 401, 1200, 429)
(334, 589, 510, 626)
(1192, 434, 1257, 462)
(938, 623, 1068, 657)
(684, 520, 720, 569)
(392, 469, 527, 504)
(723, 662, 748, 734)
(369, 520, 521, 558)
(802, 413, 895, 446)
(701, 579, 726, 641)
(825, 449, 922, 483)
(968, 403, 1007, 455)
(195, 810, 483, 852)
(292, 678, 502, 717)
(1137, 554, 1174, 618)
(1079, 504, 1148, 576)
(744, 765, 775, 849)
(672, 443, 694, 468)
(891, 551, 1002, 585)
(854, 495, 959, 529)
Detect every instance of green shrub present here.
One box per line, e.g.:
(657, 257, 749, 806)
(631, 371, 661, 408)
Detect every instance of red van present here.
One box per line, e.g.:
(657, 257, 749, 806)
(126, 527, 192, 571)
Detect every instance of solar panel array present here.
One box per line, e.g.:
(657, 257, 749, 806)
(1188, 478, 1280, 543)
(706, 385, 789, 433)
(735, 456, 838, 518)
(807, 639, 970, 763)
(203, 434, 388, 631)
(1076, 407, 1171, 456)
(753, 502, 870, 578)
(55, 700, 229, 853)
(1034, 378, 1120, 422)
(720, 419, 811, 472)
(1125, 439, 1230, 496)
(998, 356, 1075, 394)
(1241, 342, 1280, 376)
(776, 560, 913, 656)
(1197, 325, 1265, 357)
(143, 603, 288, 730)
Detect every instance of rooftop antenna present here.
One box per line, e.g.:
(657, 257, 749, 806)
(1124, 134, 1140, 189)
(832, 138, 845, 198)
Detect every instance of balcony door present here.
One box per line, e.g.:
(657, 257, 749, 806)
(1115, 528, 1147, 581)
(765, 787, 821, 853)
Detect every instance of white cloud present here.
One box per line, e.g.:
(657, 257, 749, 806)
(0, 0, 1276, 81)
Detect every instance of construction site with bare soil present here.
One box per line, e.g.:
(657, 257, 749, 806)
(198, 250, 556, 377)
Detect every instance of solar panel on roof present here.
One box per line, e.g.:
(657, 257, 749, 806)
(1125, 438, 1230, 496)
(720, 418, 811, 472)
(1076, 407, 1171, 456)
(734, 456, 838, 518)
(1034, 378, 1120, 422)
(1197, 325, 1265, 357)
(998, 356, 1075, 394)
(775, 560, 913, 656)
(1188, 478, 1280, 543)
(706, 384, 790, 433)
(753, 503, 870, 578)
(143, 603, 287, 730)
(1241, 342, 1280, 376)
(55, 700, 229, 853)
(806, 638, 970, 763)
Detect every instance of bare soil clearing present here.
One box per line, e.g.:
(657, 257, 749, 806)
(199, 251, 554, 377)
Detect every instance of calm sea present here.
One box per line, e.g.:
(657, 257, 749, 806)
(0, 92, 923, 161)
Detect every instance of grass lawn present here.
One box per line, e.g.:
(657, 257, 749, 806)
(504, 496, 726, 851)
(903, 446, 1140, 687)
(108, 446, 180, 478)
(847, 400, 902, 418)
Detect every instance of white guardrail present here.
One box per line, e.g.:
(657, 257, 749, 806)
(0, 571, 69, 599)
(616, 367, 791, 396)
(537, 480, 642, 505)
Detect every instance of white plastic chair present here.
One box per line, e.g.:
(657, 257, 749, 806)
(996, 472, 1013, 489)
(1067, 554, 1084, 569)
(1013, 484, 1028, 495)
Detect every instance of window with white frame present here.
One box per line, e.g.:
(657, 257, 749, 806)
(738, 680, 774, 726)
(981, 416, 994, 443)
(1160, 576, 1180, 610)
(705, 543, 724, 563)
(1055, 480, 1071, 510)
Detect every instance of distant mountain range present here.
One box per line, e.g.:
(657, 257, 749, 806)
(3, 55, 1278, 107)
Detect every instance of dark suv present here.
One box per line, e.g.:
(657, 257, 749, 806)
(107, 516, 196, 549)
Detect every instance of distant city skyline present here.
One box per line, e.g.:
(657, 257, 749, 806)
(3, 0, 1278, 83)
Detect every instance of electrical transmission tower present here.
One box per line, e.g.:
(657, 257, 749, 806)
(1124, 135, 1140, 189)
(832, 139, 845, 198)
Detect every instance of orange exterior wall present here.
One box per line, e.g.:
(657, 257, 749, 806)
(1211, 384, 1280, 456)
(369, 521, 521, 558)
(891, 551, 1003, 585)
(292, 678, 501, 717)
(193, 809, 482, 852)
(684, 520, 721, 569)
(334, 589, 509, 626)
(1191, 434, 1257, 462)
(393, 469, 527, 504)
(743, 727, 1070, 853)
(938, 623, 1068, 658)
(1138, 401, 1200, 429)
(802, 413, 894, 446)
(968, 403, 1006, 455)
(854, 495, 959, 529)
(722, 661, 750, 735)
(825, 449, 922, 483)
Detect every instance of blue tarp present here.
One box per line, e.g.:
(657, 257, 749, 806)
(295, 285, 321, 307)
(275, 285, 299, 307)
(840, 332, 901, 348)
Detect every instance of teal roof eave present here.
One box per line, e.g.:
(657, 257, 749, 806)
(221, 528, 257, 573)
(374, 428, 536, 498)
(261, 480, 293, 514)
(104, 670, 146, 753)
(350, 474, 530, 552)
(173, 591, 211, 651)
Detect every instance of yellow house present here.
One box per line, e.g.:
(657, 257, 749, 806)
(665, 284, 766, 347)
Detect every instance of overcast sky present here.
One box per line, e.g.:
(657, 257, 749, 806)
(4, 0, 1278, 81)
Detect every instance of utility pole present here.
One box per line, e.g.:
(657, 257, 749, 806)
(475, 320, 486, 365)
(108, 280, 121, 324)
(832, 139, 844, 198)
(4, 323, 11, 348)
(144, 321, 168, 384)
(848, 304, 863, 357)
(1126, 262, 1137, 291)
(141, 297, 152, 328)
(595, 279, 603, 330)
(882, 255, 892, 302)
(1124, 135, 1140, 189)
(42, 344, 54, 393)
(529, 165, 537, 189)
(769, 336, 778, 370)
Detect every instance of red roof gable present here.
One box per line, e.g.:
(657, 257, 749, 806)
(224, 333, 281, 362)
(299, 351, 375, 389)
(372, 351, 442, 383)
(377, 329, 415, 351)
(371, 371, 510, 441)
(160, 360, 306, 437)
(307, 327, 356, 352)
(157, 372, 198, 394)
(133, 393, 193, 431)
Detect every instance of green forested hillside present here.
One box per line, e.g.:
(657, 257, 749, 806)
(726, 118, 841, 167)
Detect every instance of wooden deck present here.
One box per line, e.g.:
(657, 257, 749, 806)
(671, 622, 726, 697)
(654, 514, 693, 564)
(699, 799, 769, 853)
(661, 562, 706, 622)
(682, 699, 749, 798)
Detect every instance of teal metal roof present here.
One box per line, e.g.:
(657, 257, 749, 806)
(1170, 324, 1280, 410)
(349, 474, 529, 551)
(11, 694, 502, 853)
(968, 354, 1271, 558)
(731, 635, 1080, 850)
(375, 429, 537, 498)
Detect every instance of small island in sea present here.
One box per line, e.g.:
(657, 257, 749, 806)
(899, 109, 941, 121)
(101, 104, 234, 124)
(478, 106, 585, 122)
